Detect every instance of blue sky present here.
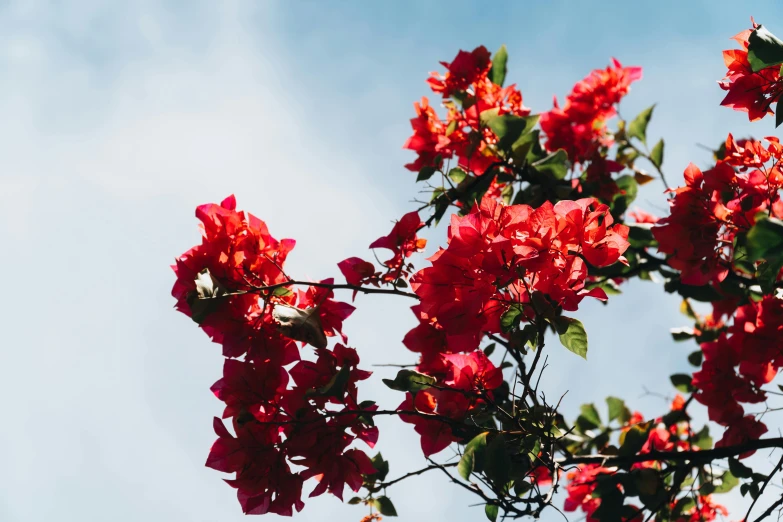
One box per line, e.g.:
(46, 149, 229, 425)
(3, 1, 783, 521)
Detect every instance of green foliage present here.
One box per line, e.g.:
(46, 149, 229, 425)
(480, 109, 539, 152)
(382, 369, 436, 393)
(669, 373, 694, 393)
(748, 25, 783, 72)
(556, 316, 588, 359)
(627, 105, 655, 144)
(500, 304, 525, 333)
(650, 139, 664, 168)
(372, 497, 398, 516)
(458, 432, 489, 480)
(746, 217, 783, 262)
(489, 44, 508, 86)
(606, 396, 632, 424)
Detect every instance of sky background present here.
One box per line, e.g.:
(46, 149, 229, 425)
(3, 1, 783, 521)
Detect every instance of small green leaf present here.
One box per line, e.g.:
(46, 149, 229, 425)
(531, 149, 569, 179)
(693, 425, 712, 450)
(489, 44, 508, 86)
(650, 139, 664, 169)
(712, 471, 739, 494)
(347, 496, 363, 505)
(480, 110, 538, 151)
(458, 432, 489, 480)
(370, 452, 390, 481)
(729, 457, 753, 479)
(746, 217, 783, 262)
(687, 350, 703, 367)
(485, 434, 510, 486)
(483, 343, 496, 357)
(555, 316, 588, 359)
(500, 304, 525, 333)
(748, 25, 783, 72)
(372, 496, 398, 516)
(627, 105, 655, 144)
(607, 396, 631, 424)
(619, 421, 652, 456)
(580, 403, 602, 428)
(382, 369, 436, 393)
(671, 327, 696, 342)
(272, 286, 293, 297)
(417, 166, 438, 182)
(313, 365, 352, 398)
(756, 254, 783, 294)
(485, 504, 499, 521)
(449, 167, 467, 184)
(670, 373, 694, 393)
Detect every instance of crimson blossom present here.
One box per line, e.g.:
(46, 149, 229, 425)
(171, 18, 783, 522)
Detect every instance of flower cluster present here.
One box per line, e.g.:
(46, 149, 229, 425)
(540, 59, 642, 164)
(692, 295, 783, 455)
(720, 24, 783, 122)
(404, 46, 531, 176)
(399, 350, 503, 456)
(339, 211, 426, 291)
(406, 196, 629, 369)
(172, 196, 378, 515)
(653, 135, 783, 285)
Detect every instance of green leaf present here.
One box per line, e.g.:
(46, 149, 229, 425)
(555, 316, 588, 359)
(748, 25, 783, 72)
(687, 350, 703, 367)
(458, 432, 489, 480)
(485, 504, 499, 522)
(756, 254, 783, 294)
(510, 129, 541, 165)
(693, 425, 712, 450)
(270, 286, 293, 298)
(347, 496, 363, 505)
(619, 421, 652, 456)
(449, 167, 467, 184)
(651, 139, 664, 169)
(313, 365, 352, 398)
(670, 327, 696, 342)
(746, 217, 783, 262)
(480, 109, 538, 151)
(634, 468, 661, 496)
(417, 166, 438, 182)
(370, 452, 390, 481)
(671, 497, 696, 519)
(615, 174, 639, 203)
(531, 149, 569, 179)
(627, 105, 655, 145)
(580, 403, 602, 428)
(483, 343, 496, 357)
(489, 44, 508, 86)
(712, 471, 739, 494)
(372, 496, 398, 516)
(485, 434, 510, 486)
(607, 396, 631, 424)
(382, 369, 436, 393)
(670, 373, 694, 393)
(500, 304, 525, 333)
(627, 223, 656, 249)
(729, 457, 753, 479)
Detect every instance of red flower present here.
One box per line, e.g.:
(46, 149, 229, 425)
(541, 59, 642, 163)
(427, 46, 492, 97)
(443, 351, 503, 392)
(720, 26, 783, 121)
